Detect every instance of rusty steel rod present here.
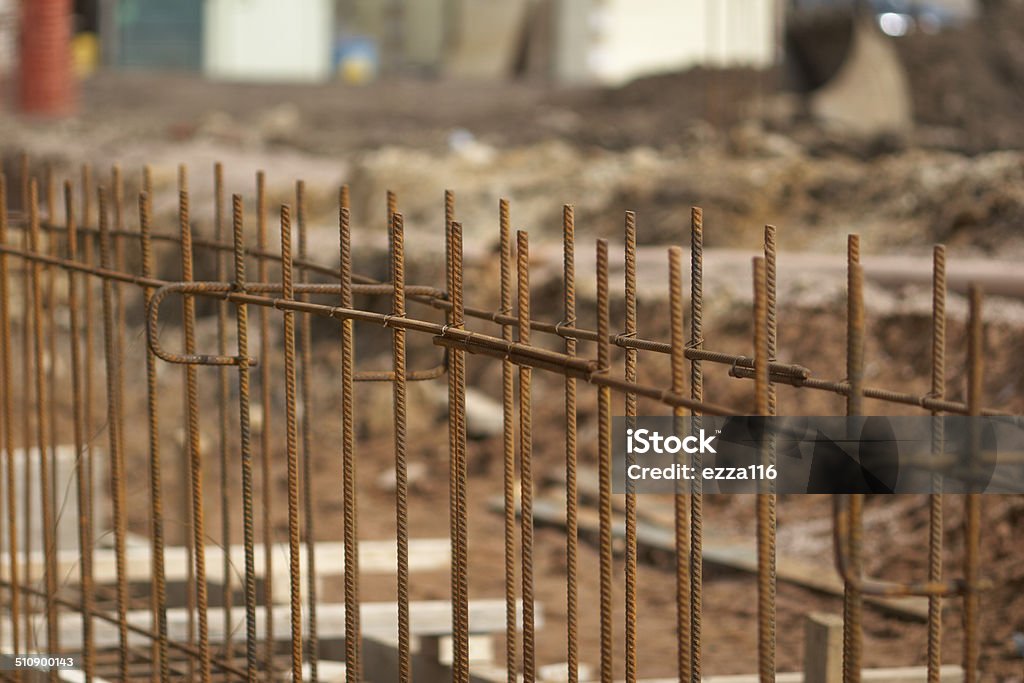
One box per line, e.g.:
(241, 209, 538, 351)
(623, 211, 639, 683)
(962, 285, 983, 683)
(296, 180, 320, 683)
(927, 245, 946, 683)
(689, 208, 705, 681)
(340, 201, 361, 683)
(501, 199, 518, 683)
(138, 187, 169, 683)
(843, 236, 864, 683)
(597, 238, 614, 683)
(669, 246, 691, 683)
(280, 203, 304, 683)
(561, 204, 580, 683)
(392, 211, 412, 683)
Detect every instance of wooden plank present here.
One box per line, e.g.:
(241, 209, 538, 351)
(0, 538, 450, 586)
(46, 599, 540, 651)
(803, 613, 842, 683)
(690, 665, 964, 683)
(492, 495, 932, 621)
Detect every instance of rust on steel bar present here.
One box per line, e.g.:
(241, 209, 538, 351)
(450, 220, 471, 683)
(500, 198, 518, 683)
(668, 246, 691, 683)
(19, 156, 35, 654)
(256, 171, 276, 674)
(391, 211, 412, 683)
(596, 238, 614, 683)
(178, 167, 198, 681)
(66, 182, 97, 683)
(623, 211, 639, 683)
(213, 164, 235, 667)
(232, 193, 259, 681)
(43, 168, 60, 582)
(843, 236, 864, 683)
(689, 207, 704, 681)
(517, 229, 536, 683)
(562, 204, 579, 683)
(963, 285, 983, 683)
(297, 180, 320, 683)
(339, 201, 361, 683)
(29, 180, 60, 676)
(753, 256, 775, 683)
(927, 245, 946, 683)
(23, 211, 1015, 413)
(280, 203, 304, 683)
(0, 174, 21, 673)
(99, 187, 132, 681)
(140, 165, 162, 678)
(138, 188, 169, 683)
(79, 169, 98, 657)
(177, 178, 212, 683)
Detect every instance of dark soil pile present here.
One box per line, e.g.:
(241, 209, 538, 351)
(897, 2, 1024, 152)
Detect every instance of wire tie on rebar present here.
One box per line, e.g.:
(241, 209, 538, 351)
(686, 336, 704, 350)
(729, 356, 743, 377)
(382, 314, 393, 328)
(554, 317, 576, 336)
(615, 330, 638, 346)
(440, 323, 451, 337)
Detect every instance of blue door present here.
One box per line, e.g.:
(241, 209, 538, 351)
(117, 0, 203, 70)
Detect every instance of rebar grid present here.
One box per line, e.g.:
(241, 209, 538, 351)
(0, 158, 1003, 683)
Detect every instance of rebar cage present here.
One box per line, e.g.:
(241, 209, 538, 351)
(0, 154, 999, 682)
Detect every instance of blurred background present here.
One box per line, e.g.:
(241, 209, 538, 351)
(3, 2, 1024, 679)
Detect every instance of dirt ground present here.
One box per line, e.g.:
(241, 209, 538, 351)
(4, 14, 1024, 680)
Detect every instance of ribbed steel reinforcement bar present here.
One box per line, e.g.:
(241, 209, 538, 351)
(0, 157, 999, 683)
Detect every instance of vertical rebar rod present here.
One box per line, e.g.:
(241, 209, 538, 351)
(19, 155, 35, 652)
(623, 212, 639, 683)
(256, 171, 276, 675)
(178, 180, 212, 683)
(453, 221, 471, 683)
(213, 164, 235, 670)
(178, 167, 197, 681)
(232, 193, 259, 682)
(445, 190, 471, 683)
(99, 188, 131, 682)
(66, 181, 95, 683)
(138, 187, 168, 683)
(962, 285, 982, 683)
(515, 229, 535, 683)
(339, 200, 361, 683)
(669, 245, 691, 683)
(753, 256, 775, 683)
(596, 238, 614, 683)
(42, 167, 59, 562)
(0, 174, 21, 673)
(79, 167, 97, 672)
(927, 245, 946, 683)
(391, 211, 412, 683)
(280, 203, 304, 683)
(499, 197, 518, 683)
(138, 166, 163, 683)
(296, 180, 320, 683)
(689, 208, 704, 681)
(843, 235, 864, 683)
(29, 181, 59, 681)
(561, 204, 579, 683)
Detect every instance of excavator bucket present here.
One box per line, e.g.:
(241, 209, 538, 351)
(785, 6, 913, 134)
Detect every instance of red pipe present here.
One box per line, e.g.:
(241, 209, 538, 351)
(18, 0, 76, 116)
